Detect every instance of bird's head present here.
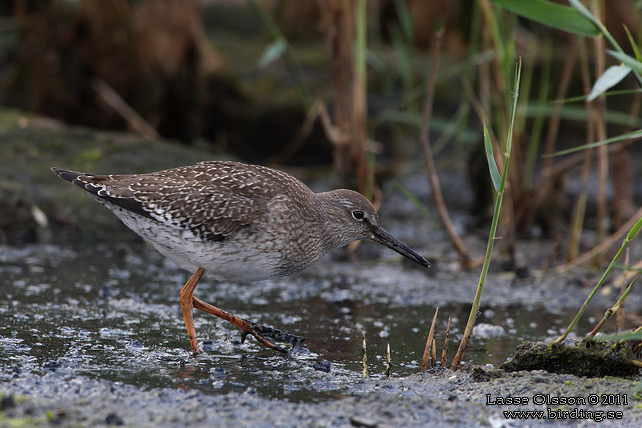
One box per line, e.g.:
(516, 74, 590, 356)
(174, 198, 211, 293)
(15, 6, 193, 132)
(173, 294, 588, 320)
(318, 189, 429, 268)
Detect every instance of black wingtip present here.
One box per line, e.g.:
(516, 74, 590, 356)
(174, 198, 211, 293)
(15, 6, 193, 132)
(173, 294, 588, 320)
(52, 167, 97, 193)
(52, 167, 82, 183)
(52, 167, 153, 219)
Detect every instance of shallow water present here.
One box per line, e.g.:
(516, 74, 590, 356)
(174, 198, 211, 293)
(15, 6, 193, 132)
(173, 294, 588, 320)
(0, 240, 607, 402)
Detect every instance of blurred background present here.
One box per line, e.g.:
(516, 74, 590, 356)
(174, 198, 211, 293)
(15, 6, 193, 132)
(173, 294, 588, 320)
(1, 0, 641, 269)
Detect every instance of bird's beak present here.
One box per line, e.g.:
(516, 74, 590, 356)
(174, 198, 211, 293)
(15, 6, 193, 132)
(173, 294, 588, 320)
(371, 227, 430, 268)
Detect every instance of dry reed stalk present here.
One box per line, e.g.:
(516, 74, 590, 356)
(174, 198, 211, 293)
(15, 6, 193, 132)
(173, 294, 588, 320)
(478, 0, 505, 94)
(591, 0, 608, 266)
(556, 205, 642, 273)
(517, 46, 577, 235)
(421, 307, 439, 371)
(431, 338, 437, 367)
(386, 343, 391, 378)
(441, 315, 451, 367)
(419, 29, 477, 269)
(362, 332, 368, 378)
(568, 38, 593, 261)
(352, 0, 369, 197)
(318, 0, 353, 186)
(609, 87, 640, 232)
(93, 78, 159, 139)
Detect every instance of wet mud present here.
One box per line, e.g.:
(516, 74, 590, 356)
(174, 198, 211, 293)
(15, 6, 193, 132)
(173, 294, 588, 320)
(1, 237, 641, 427)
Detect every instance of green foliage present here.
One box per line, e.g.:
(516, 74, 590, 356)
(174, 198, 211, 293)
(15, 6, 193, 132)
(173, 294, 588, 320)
(452, 59, 523, 370)
(569, 0, 642, 87)
(549, 129, 642, 157)
(556, 214, 642, 343)
(483, 120, 501, 192)
(597, 330, 642, 341)
(609, 50, 642, 74)
(258, 39, 287, 68)
(389, 0, 419, 113)
(247, 0, 313, 110)
(587, 65, 632, 101)
(490, 0, 599, 37)
(623, 25, 642, 61)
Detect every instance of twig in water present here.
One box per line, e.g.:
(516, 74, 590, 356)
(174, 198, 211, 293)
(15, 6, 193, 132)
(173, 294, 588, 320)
(386, 343, 391, 378)
(441, 315, 451, 368)
(421, 307, 439, 370)
(362, 332, 368, 378)
(431, 338, 437, 367)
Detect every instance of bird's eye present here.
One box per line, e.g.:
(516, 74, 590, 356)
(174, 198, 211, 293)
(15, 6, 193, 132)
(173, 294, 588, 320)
(351, 210, 365, 221)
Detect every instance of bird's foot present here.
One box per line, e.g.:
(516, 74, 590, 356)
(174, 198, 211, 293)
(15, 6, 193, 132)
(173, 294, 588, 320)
(192, 295, 305, 353)
(240, 321, 306, 353)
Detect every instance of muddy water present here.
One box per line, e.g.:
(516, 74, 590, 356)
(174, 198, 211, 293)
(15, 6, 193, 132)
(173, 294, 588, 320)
(0, 239, 605, 402)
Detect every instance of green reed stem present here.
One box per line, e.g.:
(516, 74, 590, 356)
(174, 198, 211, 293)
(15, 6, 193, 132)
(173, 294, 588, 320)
(555, 214, 642, 343)
(450, 58, 522, 370)
(585, 275, 638, 340)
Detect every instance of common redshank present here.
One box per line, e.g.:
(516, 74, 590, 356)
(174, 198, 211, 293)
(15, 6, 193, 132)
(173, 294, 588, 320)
(52, 161, 429, 354)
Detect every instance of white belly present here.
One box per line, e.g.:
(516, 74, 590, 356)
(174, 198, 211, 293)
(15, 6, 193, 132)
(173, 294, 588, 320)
(107, 204, 285, 281)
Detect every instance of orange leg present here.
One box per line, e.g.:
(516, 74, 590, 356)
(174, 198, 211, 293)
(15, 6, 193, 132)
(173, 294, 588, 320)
(179, 267, 205, 354)
(192, 296, 286, 352)
(179, 267, 304, 354)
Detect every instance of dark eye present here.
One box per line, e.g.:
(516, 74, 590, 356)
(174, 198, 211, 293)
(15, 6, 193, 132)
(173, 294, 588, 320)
(351, 210, 365, 221)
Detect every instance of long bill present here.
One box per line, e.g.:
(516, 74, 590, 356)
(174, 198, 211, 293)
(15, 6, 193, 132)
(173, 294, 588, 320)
(371, 227, 430, 268)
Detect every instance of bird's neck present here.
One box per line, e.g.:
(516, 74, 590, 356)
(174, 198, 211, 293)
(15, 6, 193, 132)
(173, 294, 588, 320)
(313, 191, 354, 250)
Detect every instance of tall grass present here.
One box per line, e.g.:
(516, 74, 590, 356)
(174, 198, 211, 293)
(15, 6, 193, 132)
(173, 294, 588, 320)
(555, 215, 642, 343)
(489, 0, 642, 264)
(451, 59, 523, 370)
(489, 0, 642, 346)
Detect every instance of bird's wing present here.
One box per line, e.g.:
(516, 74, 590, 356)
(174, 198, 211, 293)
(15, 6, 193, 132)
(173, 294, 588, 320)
(52, 162, 291, 241)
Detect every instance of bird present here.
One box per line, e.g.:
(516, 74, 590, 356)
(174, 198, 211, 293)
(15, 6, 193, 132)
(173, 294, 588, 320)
(52, 161, 429, 354)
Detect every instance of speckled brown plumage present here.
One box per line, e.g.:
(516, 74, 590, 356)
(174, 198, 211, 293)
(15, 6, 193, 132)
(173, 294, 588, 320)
(54, 162, 311, 241)
(52, 161, 429, 353)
